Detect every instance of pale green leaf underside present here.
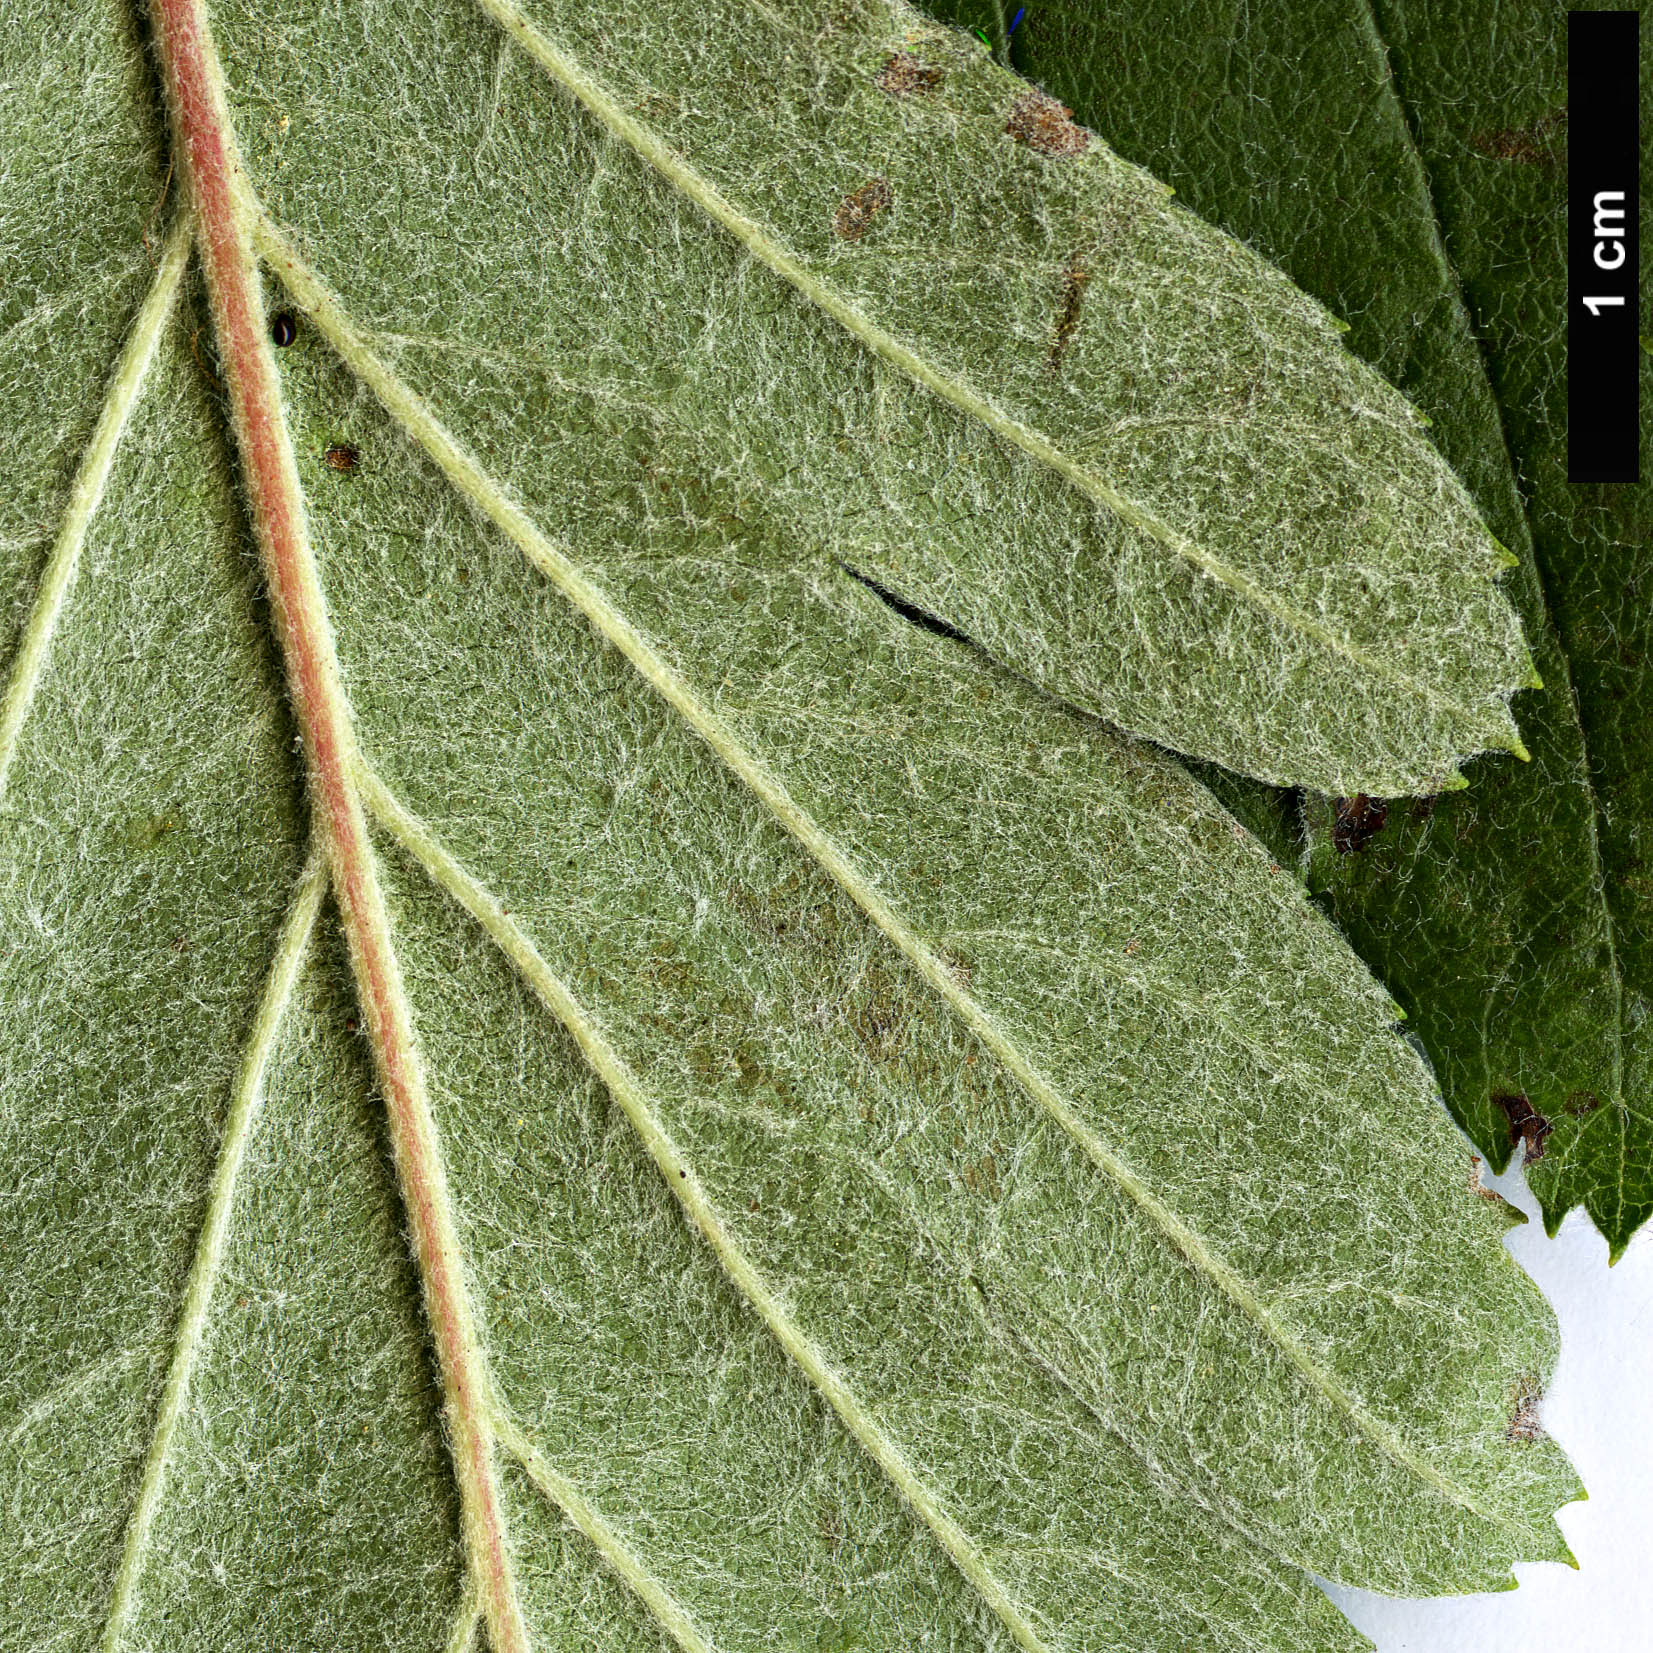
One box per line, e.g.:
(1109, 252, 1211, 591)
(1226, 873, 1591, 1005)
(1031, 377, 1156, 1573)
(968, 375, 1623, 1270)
(1, 2, 1578, 1651)
(250, 0, 1532, 799)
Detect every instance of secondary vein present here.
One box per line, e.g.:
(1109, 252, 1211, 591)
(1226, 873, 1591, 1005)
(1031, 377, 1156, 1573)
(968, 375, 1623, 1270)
(262, 222, 1521, 1541)
(0, 217, 190, 801)
(444, 1585, 483, 1653)
(354, 760, 1055, 1653)
(491, 1414, 724, 1653)
(99, 843, 325, 1652)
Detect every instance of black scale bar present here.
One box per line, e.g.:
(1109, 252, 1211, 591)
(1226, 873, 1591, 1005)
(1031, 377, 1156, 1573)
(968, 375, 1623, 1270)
(1568, 10, 1641, 484)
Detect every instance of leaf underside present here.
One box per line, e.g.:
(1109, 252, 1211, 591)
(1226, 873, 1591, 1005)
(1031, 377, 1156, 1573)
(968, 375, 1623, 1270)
(1, 1, 1582, 1650)
(945, 0, 1652, 1253)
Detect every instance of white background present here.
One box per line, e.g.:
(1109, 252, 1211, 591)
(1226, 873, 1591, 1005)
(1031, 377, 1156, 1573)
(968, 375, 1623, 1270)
(1321, 1157, 1652, 1651)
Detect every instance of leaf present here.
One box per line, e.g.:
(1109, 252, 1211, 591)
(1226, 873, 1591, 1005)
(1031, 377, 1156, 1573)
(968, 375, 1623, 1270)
(954, 0, 1652, 1254)
(270, 0, 1538, 801)
(0, 2, 1580, 1650)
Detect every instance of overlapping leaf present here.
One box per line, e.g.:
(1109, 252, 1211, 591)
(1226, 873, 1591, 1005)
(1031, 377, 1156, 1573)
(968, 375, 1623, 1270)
(0, 1, 1583, 1649)
(945, 0, 1651, 1253)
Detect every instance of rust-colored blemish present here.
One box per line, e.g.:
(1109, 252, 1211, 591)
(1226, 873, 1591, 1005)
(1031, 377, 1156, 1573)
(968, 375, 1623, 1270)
(1494, 1091, 1553, 1164)
(1506, 1375, 1545, 1442)
(1469, 107, 1567, 164)
(323, 442, 360, 472)
(876, 52, 943, 97)
(1563, 1089, 1603, 1118)
(1005, 90, 1089, 159)
(834, 177, 893, 240)
(1048, 257, 1090, 373)
(1466, 1154, 1509, 1204)
(1331, 794, 1389, 855)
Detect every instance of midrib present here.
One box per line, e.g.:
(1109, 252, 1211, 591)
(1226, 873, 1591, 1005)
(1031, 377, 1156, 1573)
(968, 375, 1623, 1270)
(466, 0, 1497, 736)
(253, 213, 1523, 1545)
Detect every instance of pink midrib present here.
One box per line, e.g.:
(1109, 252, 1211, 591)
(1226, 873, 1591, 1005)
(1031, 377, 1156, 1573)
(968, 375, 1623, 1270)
(148, 1, 522, 1643)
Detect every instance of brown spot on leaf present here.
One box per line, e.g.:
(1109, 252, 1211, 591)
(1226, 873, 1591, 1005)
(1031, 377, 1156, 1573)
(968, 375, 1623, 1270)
(1048, 257, 1090, 373)
(848, 960, 913, 1064)
(834, 177, 893, 240)
(1506, 1375, 1545, 1442)
(1331, 795, 1389, 855)
(323, 442, 360, 472)
(876, 52, 942, 97)
(1563, 1089, 1603, 1118)
(1494, 1092, 1553, 1163)
(1468, 107, 1567, 164)
(1005, 90, 1089, 159)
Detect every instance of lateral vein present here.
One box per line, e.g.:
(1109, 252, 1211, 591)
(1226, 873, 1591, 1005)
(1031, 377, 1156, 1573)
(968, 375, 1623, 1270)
(492, 1414, 724, 1653)
(98, 843, 326, 1652)
(444, 1584, 483, 1653)
(262, 225, 1520, 1541)
(463, 0, 1497, 734)
(0, 217, 191, 800)
(354, 761, 1056, 1653)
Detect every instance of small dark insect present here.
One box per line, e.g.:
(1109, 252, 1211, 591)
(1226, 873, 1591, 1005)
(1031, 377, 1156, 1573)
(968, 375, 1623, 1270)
(834, 177, 893, 241)
(1330, 794, 1389, 855)
(270, 310, 297, 347)
(345, 1016, 359, 1034)
(323, 443, 360, 472)
(1493, 1092, 1553, 1164)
